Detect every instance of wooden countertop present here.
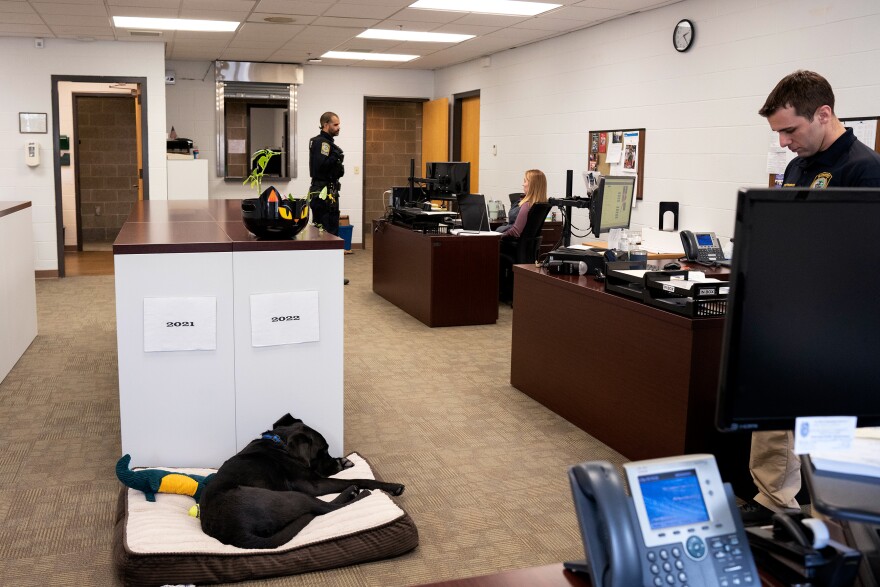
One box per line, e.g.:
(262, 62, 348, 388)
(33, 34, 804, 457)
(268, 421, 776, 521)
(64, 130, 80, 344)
(0, 201, 32, 219)
(114, 199, 342, 254)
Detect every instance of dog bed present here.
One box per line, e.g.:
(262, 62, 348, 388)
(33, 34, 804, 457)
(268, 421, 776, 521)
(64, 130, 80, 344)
(113, 453, 418, 586)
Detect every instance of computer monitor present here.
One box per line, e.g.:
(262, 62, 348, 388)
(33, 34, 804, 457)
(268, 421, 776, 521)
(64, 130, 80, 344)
(427, 162, 470, 196)
(456, 193, 490, 231)
(716, 188, 880, 432)
(589, 175, 635, 237)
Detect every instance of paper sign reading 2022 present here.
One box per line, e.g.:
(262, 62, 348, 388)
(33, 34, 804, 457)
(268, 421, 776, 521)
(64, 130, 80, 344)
(143, 297, 217, 352)
(250, 291, 320, 347)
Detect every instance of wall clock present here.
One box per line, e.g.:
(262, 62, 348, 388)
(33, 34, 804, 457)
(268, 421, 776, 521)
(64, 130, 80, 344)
(673, 19, 695, 52)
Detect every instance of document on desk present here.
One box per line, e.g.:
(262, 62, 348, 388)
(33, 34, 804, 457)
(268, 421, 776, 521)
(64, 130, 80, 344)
(810, 437, 880, 479)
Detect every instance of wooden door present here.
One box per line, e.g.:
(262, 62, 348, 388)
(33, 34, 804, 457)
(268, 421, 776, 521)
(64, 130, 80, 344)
(421, 97, 448, 175)
(134, 85, 144, 200)
(460, 95, 480, 193)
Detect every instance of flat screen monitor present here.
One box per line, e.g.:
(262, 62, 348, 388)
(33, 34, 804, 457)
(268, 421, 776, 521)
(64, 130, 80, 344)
(716, 188, 880, 432)
(427, 161, 470, 196)
(590, 175, 635, 237)
(456, 193, 490, 231)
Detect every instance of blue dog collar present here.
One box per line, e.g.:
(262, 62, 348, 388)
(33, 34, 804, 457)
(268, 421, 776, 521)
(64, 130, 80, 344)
(261, 433, 282, 444)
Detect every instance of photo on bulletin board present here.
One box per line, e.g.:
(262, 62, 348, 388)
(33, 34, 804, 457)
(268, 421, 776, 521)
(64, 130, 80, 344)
(590, 132, 599, 153)
(612, 131, 623, 144)
(598, 132, 607, 153)
(588, 153, 598, 171)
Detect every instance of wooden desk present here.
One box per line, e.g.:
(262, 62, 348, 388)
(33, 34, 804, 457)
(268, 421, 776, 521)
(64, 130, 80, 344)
(510, 264, 751, 495)
(372, 220, 500, 327)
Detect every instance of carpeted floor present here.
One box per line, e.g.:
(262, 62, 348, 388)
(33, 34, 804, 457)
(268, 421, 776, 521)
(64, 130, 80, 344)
(0, 246, 626, 586)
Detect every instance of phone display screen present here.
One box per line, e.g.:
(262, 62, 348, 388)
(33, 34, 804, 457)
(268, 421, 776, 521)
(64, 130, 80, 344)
(695, 233, 714, 247)
(639, 468, 710, 530)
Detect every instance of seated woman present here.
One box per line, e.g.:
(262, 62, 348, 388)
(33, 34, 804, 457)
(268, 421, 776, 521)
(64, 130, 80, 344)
(501, 169, 547, 239)
(495, 195, 522, 233)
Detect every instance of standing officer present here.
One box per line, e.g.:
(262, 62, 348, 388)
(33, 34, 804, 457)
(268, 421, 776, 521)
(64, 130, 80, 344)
(309, 112, 344, 235)
(309, 112, 348, 284)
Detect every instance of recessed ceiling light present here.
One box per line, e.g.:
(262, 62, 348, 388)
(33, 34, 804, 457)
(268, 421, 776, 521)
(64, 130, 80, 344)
(357, 29, 474, 43)
(409, 0, 561, 17)
(113, 16, 239, 32)
(322, 51, 419, 62)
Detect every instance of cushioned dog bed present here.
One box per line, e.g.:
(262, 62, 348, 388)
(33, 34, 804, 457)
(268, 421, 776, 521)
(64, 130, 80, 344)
(113, 453, 418, 586)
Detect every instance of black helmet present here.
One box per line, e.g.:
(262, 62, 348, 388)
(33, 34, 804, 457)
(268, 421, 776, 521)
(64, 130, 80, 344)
(242, 186, 309, 239)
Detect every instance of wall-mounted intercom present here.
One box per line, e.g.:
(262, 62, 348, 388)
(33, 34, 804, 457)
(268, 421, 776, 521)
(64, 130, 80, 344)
(25, 142, 40, 167)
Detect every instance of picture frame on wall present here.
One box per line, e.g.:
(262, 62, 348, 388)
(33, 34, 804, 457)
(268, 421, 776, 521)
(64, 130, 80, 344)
(19, 112, 47, 134)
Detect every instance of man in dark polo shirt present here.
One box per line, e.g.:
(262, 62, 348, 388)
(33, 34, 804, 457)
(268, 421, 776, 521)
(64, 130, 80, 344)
(739, 70, 880, 526)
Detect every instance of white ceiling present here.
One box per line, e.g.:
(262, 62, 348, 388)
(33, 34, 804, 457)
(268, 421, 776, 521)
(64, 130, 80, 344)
(1, 0, 681, 69)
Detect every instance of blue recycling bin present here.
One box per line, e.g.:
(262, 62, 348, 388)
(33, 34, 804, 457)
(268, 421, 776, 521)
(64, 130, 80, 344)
(338, 224, 353, 251)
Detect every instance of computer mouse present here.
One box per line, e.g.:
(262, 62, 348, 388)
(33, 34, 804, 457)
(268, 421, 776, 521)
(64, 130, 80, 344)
(663, 262, 681, 271)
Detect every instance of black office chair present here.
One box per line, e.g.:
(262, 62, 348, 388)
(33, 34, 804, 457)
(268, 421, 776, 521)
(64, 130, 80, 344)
(499, 202, 551, 303)
(509, 192, 524, 207)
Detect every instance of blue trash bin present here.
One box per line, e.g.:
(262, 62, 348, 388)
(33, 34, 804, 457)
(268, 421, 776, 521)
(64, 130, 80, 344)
(338, 224, 353, 251)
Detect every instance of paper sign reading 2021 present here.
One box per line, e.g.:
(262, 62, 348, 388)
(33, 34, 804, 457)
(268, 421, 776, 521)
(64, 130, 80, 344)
(143, 297, 217, 352)
(250, 291, 320, 347)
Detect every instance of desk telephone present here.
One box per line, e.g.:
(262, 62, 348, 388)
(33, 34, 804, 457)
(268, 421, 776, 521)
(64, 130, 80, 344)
(680, 230, 726, 265)
(566, 454, 758, 587)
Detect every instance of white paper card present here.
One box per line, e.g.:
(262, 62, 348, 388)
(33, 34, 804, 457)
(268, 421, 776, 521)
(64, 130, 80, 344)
(250, 291, 320, 347)
(794, 416, 857, 454)
(143, 297, 217, 352)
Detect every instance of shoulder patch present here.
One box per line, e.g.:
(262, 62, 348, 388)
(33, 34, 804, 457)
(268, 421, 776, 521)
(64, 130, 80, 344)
(810, 172, 832, 188)
(321, 142, 331, 156)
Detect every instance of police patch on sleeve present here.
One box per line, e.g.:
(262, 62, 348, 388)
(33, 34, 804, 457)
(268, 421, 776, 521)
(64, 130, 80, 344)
(810, 172, 832, 188)
(321, 142, 330, 156)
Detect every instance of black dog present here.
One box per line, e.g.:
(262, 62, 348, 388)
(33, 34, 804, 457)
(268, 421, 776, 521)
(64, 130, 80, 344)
(200, 413, 405, 549)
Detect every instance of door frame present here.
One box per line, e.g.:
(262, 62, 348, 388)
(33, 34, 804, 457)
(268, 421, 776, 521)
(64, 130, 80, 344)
(72, 93, 138, 251)
(51, 75, 149, 277)
(452, 89, 480, 161)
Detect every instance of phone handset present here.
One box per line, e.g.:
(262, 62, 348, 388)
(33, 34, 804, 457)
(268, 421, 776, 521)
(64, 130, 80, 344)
(566, 462, 641, 587)
(679, 230, 726, 264)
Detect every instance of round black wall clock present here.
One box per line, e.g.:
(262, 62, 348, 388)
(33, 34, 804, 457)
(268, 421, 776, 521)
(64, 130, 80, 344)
(673, 19, 695, 52)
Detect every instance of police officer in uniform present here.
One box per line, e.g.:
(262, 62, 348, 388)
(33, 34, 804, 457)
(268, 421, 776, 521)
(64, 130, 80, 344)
(739, 70, 880, 527)
(309, 112, 344, 235)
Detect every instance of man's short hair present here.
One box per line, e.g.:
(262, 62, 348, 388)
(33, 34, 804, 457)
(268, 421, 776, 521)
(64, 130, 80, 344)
(320, 111, 338, 129)
(759, 70, 835, 120)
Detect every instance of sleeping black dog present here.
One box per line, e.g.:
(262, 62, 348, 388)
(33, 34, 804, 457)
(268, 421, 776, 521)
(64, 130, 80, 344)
(199, 413, 405, 549)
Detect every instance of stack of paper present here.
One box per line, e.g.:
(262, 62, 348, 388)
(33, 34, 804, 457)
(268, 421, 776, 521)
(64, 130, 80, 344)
(810, 437, 880, 478)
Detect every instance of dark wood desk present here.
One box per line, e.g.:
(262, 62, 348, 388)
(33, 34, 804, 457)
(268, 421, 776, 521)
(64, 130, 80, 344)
(372, 220, 500, 327)
(510, 264, 751, 495)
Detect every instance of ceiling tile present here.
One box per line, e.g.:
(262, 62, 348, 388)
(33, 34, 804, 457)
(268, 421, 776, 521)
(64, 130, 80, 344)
(108, 0, 180, 7)
(32, 2, 107, 15)
(247, 13, 318, 25)
(0, 23, 52, 34)
(254, 0, 330, 16)
(108, 6, 179, 18)
(0, 12, 43, 24)
(312, 15, 378, 28)
(0, 2, 38, 15)
(323, 3, 400, 19)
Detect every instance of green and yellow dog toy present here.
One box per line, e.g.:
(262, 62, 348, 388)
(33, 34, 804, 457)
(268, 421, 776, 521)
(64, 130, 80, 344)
(115, 454, 214, 506)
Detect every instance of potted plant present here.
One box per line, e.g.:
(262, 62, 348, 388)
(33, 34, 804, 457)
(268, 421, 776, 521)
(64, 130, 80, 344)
(240, 149, 310, 239)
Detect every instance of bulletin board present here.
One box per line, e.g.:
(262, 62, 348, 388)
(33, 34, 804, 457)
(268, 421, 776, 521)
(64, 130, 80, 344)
(767, 116, 880, 187)
(589, 128, 645, 199)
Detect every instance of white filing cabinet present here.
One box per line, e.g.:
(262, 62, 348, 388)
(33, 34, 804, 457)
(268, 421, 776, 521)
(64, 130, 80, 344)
(167, 159, 209, 200)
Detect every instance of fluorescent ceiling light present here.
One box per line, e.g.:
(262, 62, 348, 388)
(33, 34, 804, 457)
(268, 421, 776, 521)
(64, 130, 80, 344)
(409, 0, 561, 17)
(322, 51, 419, 62)
(358, 29, 474, 43)
(113, 16, 239, 32)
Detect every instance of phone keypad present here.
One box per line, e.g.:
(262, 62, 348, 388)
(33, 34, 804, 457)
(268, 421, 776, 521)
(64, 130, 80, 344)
(645, 534, 754, 587)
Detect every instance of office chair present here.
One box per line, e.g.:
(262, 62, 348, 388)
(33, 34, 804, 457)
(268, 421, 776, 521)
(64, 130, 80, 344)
(499, 202, 551, 303)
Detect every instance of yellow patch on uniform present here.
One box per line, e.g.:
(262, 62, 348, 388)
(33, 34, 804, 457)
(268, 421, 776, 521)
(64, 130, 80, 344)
(158, 473, 199, 497)
(321, 142, 330, 156)
(810, 172, 832, 188)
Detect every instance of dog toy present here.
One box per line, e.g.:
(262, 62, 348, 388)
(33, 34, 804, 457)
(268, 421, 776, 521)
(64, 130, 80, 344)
(115, 454, 214, 502)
